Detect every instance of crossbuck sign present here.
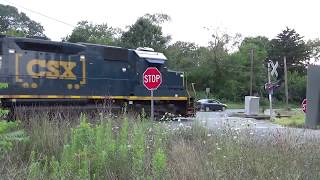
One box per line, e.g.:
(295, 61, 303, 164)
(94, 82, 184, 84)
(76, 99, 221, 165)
(269, 60, 278, 77)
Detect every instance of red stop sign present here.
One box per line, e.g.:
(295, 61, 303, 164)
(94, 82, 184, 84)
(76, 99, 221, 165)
(302, 99, 307, 113)
(143, 67, 162, 90)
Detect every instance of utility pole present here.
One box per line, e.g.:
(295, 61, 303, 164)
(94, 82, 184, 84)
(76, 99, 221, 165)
(268, 61, 273, 120)
(284, 56, 289, 110)
(250, 49, 254, 96)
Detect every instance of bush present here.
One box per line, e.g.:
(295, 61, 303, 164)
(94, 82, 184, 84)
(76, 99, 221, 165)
(27, 114, 168, 179)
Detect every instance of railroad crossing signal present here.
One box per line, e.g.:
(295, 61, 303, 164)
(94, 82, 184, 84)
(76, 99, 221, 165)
(269, 60, 278, 77)
(302, 99, 307, 113)
(143, 67, 162, 90)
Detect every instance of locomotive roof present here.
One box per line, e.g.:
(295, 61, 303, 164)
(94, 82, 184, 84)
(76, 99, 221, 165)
(1, 36, 168, 61)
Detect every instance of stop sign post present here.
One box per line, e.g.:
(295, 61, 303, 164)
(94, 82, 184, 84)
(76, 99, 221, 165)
(143, 67, 162, 120)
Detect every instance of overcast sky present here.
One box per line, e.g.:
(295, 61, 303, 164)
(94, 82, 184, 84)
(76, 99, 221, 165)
(1, 0, 319, 46)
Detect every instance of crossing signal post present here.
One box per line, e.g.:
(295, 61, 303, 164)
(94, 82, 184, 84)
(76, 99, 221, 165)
(267, 60, 278, 120)
(143, 67, 162, 120)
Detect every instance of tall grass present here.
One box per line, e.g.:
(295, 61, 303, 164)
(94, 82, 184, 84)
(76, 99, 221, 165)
(25, 113, 167, 179)
(1, 110, 320, 179)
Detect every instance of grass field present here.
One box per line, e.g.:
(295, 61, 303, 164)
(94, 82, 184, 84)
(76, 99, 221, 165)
(1, 110, 320, 179)
(273, 110, 305, 128)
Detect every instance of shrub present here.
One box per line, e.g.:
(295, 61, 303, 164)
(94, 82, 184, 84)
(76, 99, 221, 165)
(27, 114, 168, 179)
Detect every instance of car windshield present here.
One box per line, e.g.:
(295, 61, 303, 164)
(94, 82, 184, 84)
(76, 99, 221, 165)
(207, 99, 219, 103)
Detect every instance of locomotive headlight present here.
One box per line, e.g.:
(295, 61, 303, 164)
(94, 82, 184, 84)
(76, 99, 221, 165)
(122, 68, 127, 72)
(9, 49, 15, 54)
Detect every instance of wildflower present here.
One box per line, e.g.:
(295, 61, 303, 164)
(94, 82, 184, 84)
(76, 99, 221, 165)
(216, 143, 219, 146)
(112, 126, 119, 130)
(207, 133, 212, 137)
(217, 147, 221, 150)
(223, 156, 226, 158)
(149, 128, 152, 132)
(233, 136, 237, 139)
(203, 140, 206, 144)
(179, 123, 183, 127)
(127, 145, 131, 148)
(249, 132, 254, 135)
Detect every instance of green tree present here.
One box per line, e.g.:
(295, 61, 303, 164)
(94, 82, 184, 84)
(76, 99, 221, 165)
(188, 32, 240, 100)
(165, 41, 199, 71)
(64, 21, 119, 45)
(234, 36, 270, 96)
(268, 27, 311, 74)
(0, 4, 45, 37)
(307, 38, 320, 63)
(120, 13, 171, 51)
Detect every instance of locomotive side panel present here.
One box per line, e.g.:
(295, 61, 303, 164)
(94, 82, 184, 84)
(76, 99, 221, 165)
(0, 38, 89, 97)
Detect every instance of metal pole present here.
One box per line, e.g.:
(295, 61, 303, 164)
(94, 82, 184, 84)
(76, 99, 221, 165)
(250, 49, 254, 96)
(284, 56, 289, 110)
(151, 90, 154, 121)
(268, 61, 273, 120)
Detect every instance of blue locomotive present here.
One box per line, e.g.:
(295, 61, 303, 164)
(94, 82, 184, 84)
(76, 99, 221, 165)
(0, 35, 193, 116)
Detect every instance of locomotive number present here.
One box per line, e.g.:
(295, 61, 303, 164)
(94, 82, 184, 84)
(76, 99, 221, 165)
(27, 60, 77, 79)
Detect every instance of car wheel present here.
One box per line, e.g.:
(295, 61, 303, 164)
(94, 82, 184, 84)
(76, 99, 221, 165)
(205, 107, 210, 112)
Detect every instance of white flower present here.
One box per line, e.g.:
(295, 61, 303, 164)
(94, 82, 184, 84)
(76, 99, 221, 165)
(207, 133, 212, 137)
(127, 145, 131, 148)
(249, 132, 254, 135)
(233, 136, 237, 139)
(223, 156, 226, 158)
(179, 123, 183, 127)
(217, 147, 221, 150)
(203, 140, 206, 144)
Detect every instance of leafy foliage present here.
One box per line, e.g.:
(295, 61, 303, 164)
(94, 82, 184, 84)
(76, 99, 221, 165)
(64, 21, 119, 45)
(27, 114, 168, 179)
(0, 109, 28, 158)
(120, 13, 171, 51)
(0, 4, 45, 37)
(268, 27, 311, 74)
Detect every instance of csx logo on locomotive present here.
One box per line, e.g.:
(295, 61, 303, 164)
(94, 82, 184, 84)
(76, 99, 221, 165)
(27, 59, 77, 79)
(15, 54, 87, 89)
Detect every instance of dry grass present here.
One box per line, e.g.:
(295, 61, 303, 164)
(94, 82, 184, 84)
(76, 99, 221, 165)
(1, 109, 320, 179)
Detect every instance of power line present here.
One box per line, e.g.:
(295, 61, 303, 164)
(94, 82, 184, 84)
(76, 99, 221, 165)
(1, 0, 75, 28)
